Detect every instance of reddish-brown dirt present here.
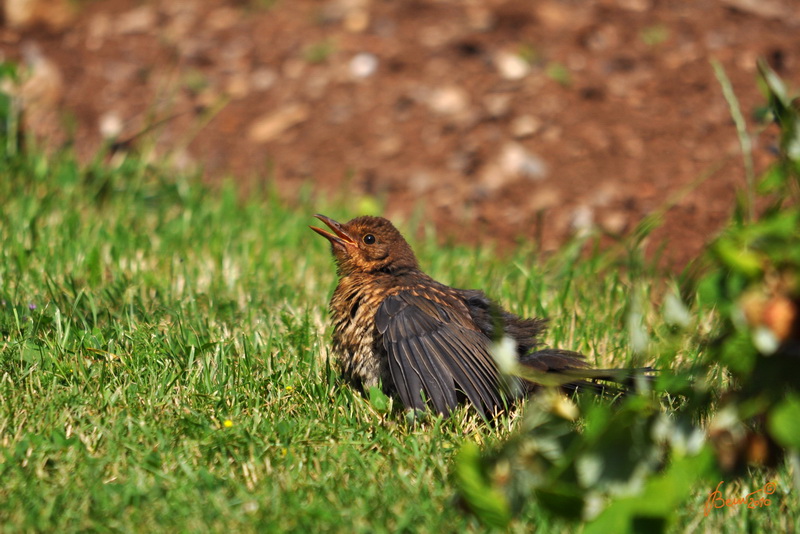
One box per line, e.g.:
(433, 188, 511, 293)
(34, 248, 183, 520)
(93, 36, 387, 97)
(2, 0, 799, 269)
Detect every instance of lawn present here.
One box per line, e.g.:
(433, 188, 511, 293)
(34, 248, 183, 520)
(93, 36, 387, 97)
(1, 147, 797, 532)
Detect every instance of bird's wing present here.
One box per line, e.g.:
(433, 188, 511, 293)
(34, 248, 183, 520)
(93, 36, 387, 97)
(374, 291, 506, 417)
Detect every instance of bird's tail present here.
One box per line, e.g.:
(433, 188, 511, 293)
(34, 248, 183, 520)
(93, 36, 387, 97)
(516, 349, 655, 396)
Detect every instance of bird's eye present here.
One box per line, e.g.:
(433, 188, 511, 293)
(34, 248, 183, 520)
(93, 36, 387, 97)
(363, 234, 376, 245)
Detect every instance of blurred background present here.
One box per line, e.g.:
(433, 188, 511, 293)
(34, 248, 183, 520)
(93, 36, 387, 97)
(2, 0, 798, 267)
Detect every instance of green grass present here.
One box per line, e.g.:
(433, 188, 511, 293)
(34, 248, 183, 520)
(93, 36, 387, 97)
(0, 149, 796, 532)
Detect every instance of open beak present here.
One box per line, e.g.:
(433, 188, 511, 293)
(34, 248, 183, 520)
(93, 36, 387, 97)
(310, 214, 357, 249)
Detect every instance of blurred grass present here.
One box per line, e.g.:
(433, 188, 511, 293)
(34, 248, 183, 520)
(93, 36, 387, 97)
(0, 147, 793, 532)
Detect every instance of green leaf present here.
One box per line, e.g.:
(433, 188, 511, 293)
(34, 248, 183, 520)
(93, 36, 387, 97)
(653, 372, 693, 396)
(367, 386, 389, 413)
(757, 165, 788, 194)
(712, 239, 762, 278)
(535, 486, 585, 519)
(581, 402, 612, 442)
(696, 271, 725, 308)
(768, 395, 800, 449)
(454, 442, 511, 529)
(758, 59, 790, 109)
(719, 329, 757, 377)
(586, 448, 716, 534)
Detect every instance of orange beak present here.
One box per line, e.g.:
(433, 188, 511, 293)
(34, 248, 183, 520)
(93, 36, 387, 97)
(310, 214, 357, 249)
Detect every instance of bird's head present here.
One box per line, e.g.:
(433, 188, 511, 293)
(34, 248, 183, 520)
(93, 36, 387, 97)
(311, 214, 419, 275)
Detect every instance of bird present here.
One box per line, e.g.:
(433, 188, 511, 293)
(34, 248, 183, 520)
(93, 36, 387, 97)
(311, 214, 647, 418)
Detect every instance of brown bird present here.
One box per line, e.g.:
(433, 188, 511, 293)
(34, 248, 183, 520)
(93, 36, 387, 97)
(312, 214, 644, 417)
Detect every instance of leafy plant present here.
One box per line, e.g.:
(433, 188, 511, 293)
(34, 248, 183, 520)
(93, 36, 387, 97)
(456, 61, 800, 531)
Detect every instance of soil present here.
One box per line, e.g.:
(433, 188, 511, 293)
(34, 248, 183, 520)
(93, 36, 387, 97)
(2, 0, 799, 269)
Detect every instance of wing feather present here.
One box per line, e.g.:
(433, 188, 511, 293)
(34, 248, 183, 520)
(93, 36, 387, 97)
(386, 338, 423, 410)
(424, 330, 500, 413)
(376, 291, 505, 416)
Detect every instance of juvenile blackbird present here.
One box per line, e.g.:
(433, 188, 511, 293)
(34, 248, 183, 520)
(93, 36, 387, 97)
(312, 214, 642, 417)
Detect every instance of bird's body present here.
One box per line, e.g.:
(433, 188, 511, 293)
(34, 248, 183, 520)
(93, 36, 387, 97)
(312, 214, 635, 417)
